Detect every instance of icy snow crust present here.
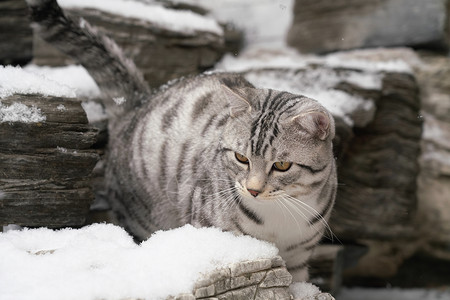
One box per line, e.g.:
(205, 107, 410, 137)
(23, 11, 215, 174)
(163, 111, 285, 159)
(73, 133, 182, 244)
(0, 224, 278, 300)
(58, 0, 223, 35)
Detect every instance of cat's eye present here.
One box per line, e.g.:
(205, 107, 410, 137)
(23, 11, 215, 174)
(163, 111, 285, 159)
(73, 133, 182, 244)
(273, 161, 292, 172)
(235, 152, 249, 164)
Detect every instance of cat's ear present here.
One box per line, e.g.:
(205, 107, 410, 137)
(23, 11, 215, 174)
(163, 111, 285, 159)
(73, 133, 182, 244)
(290, 111, 334, 140)
(221, 84, 252, 117)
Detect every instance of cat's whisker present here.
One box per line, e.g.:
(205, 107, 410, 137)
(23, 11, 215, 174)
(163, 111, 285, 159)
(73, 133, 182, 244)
(281, 195, 325, 239)
(276, 197, 303, 235)
(284, 194, 340, 243)
(274, 197, 289, 221)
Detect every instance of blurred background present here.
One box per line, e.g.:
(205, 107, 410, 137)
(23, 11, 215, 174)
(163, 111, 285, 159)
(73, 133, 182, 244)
(1, 0, 450, 299)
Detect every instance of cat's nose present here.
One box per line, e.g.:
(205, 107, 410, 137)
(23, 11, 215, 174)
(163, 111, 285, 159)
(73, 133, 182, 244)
(247, 189, 260, 197)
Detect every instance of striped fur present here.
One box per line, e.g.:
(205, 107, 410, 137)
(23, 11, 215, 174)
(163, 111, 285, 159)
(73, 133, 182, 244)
(27, 0, 337, 281)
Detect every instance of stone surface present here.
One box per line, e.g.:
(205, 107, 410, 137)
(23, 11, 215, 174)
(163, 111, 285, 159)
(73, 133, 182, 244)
(0, 94, 99, 228)
(0, 0, 33, 66)
(181, 256, 293, 300)
(33, 4, 225, 88)
(332, 70, 422, 240)
(415, 52, 450, 260)
(287, 0, 450, 53)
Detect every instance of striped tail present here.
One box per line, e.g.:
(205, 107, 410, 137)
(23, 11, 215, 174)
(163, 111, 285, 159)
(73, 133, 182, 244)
(26, 0, 150, 114)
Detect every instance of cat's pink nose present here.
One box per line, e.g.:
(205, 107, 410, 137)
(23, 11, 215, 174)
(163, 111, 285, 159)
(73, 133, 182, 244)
(247, 189, 260, 197)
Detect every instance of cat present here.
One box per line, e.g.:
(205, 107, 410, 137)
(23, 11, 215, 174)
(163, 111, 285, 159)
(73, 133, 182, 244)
(26, 0, 337, 281)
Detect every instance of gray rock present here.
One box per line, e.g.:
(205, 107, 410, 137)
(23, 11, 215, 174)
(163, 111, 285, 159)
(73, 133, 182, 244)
(0, 94, 99, 228)
(259, 268, 293, 288)
(415, 52, 450, 260)
(229, 258, 272, 277)
(181, 256, 295, 299)
(0, 0, 33, 66)
(288, 0, 450, 53)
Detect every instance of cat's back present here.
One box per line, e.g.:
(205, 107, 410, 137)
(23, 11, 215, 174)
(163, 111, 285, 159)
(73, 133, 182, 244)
(110, 72, 251, 143)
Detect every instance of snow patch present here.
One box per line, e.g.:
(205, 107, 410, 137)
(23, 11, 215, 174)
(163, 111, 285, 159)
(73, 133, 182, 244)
(0, 102, 46, 123)
(56, 104, 67, 111)
(0, 223, 278, 300)
(81, 100, 108, 123)
(0, 65, 76, 99)
(113, 96, 126, 105)
(58, 0, 223, 35)
(290, 281, 321, 299)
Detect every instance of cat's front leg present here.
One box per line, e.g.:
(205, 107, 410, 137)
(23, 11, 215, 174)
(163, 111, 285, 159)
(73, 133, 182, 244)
(288, 264, 309, 282)
(282, 248, 314, 282)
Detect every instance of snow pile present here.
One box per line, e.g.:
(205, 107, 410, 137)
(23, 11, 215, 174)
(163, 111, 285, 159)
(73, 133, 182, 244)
(24, 64, 101, 99)
(0, 65, 76, 99)
(0, 223, 278, 300)
(58, 0, 223, 35)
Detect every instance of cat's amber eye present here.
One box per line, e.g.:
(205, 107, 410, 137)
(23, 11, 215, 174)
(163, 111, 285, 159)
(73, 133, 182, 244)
(235, 152, 249, 164)
(273, 161, 292, 172)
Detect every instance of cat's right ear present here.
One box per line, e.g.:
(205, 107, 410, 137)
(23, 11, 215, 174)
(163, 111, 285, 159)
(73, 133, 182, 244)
(221, 85, 252, 117)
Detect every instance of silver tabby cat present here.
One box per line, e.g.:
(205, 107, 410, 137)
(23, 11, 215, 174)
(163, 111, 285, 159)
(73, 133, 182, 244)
(27, 0, 337, 281)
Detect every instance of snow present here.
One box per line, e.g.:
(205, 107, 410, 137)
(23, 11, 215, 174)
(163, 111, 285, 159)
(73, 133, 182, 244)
(0, 64, 103, 123)
(81, 100, 108, 123)
(112, 96, 126, 105)
(24, 64, 101, 99)
(0, 65, 76, 99)
(0, 102, 46, 123)
(290, 281, 321, 299)
(58, 0, 223, 36)
(0, 223, 278, 300)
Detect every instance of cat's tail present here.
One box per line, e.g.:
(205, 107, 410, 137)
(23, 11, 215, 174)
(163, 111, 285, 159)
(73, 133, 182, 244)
(25, 0, 151, 115)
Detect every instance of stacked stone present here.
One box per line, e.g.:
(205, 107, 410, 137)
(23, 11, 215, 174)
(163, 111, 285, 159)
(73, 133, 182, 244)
(169, 256, 335, 300)
(0, 0, 33, 66)
(416, 53, 450, 260)
(0, 94, 99, 228)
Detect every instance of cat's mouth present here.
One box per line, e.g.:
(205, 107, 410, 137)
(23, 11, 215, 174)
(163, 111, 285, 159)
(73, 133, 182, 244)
(236, 181, 282, 202)
(241, 187, 283, 203)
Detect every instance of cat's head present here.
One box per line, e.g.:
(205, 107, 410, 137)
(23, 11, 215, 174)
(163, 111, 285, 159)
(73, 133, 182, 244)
(220, 84, 335, 201)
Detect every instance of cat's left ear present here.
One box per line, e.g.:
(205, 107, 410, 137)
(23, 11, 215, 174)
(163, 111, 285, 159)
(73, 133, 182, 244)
(290, 111, 335, 140)
(221, 84, 252, 117)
